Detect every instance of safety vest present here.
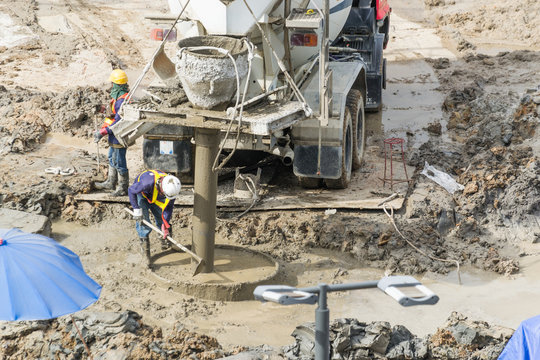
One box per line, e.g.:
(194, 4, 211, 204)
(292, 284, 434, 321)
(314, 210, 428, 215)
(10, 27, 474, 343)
(110, 92, 129, 115)
(100, 93, 129, 129)
(138, 170, 171, 227)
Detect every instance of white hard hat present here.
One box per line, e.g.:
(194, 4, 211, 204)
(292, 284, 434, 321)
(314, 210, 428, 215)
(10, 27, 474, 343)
(161, 175, 181, 199)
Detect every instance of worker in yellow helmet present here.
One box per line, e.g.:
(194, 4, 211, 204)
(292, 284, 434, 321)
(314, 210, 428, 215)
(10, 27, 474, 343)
(94, 69, 130, 196)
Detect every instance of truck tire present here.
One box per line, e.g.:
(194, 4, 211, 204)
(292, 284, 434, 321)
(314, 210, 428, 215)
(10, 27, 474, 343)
(380, 16, 390, 49)
(346, 89, 366, 170)
(325, 108, 353, 189)
(298, 176, 323, 189)
(382, 58, 387, 90)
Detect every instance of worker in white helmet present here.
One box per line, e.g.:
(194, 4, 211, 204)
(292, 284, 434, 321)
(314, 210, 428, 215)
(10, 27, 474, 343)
(128, 170, 182, 267)
(94, 69, 130, 196)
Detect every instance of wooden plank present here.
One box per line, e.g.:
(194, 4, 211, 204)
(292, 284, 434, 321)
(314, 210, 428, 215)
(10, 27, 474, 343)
(74, 192, 403, 211)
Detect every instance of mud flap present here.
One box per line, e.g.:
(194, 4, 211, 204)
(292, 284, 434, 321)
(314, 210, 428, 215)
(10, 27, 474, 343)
(293, 145, 342, 179)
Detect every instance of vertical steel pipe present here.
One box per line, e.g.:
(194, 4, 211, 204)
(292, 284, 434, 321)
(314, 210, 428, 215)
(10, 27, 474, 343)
(315, 283, 330, 360)
(192, 128, 220, 273)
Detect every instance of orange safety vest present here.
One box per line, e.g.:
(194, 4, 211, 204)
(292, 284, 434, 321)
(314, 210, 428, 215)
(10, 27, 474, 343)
(100, 93, 129, 129)
(138, 170, 171, 227)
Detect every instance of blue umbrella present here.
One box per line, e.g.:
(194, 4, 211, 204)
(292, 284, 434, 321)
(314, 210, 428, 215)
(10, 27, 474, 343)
(0, 228, 102, 321)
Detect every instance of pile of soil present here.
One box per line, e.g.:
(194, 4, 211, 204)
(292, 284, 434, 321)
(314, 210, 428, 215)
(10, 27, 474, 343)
(0, 311, 512, 359)
(426, 0, 540, 50)
(286, 312, 512, 360)
(0, 85, 109, 218)
(0, 311, 237, 359)
(0, 85, 107, 155)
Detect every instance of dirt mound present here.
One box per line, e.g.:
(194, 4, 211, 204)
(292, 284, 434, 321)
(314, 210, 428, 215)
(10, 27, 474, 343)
(0, 311, 238, 359)
(430, 0, 540, 50)
(0, 310, 513, 360)
(284, 312, 512, 359)
(0, 85, 107, 155)
(402, 52, 540, 275)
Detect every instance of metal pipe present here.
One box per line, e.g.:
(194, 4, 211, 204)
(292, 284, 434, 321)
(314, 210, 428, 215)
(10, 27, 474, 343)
(299, 280, 379, 294)
(271, 145, 294, 166)
(192, 128, 220, 273)
(315, 284, 330, 360)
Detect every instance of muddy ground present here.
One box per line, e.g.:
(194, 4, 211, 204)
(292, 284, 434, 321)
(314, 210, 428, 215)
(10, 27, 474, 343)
(1, 0, 540, 359)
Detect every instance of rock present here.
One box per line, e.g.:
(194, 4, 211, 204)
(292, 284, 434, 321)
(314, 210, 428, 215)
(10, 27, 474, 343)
(463, 182, 479, 195)
(424, 0, 445, 8)
(73, 311, 140, 337)
(520, 94, 531, 104)
(427, 122, 442, 135)
(437, 209, 456, 235)
(0, 208, 51, 236)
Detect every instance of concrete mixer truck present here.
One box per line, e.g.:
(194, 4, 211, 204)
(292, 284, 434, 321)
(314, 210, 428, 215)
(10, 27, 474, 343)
(117, 0, 391, 190)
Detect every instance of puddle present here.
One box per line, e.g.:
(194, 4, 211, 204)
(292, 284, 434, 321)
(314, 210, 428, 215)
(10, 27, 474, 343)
(378, 60, 448, 148)
(49, 204, 540, 350)
(45, 132, 97, 152)
(188, 257, 540, 348)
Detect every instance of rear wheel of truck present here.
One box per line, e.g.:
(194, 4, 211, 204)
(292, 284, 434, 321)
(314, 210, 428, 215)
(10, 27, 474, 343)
(298, 176, 323, 189)
(347, 89, 366, 170)
(325, 108, 353, 189)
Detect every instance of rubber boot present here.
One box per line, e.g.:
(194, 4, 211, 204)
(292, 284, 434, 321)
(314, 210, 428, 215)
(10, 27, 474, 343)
(94, 165, 117, 191)
(160, 237, 171, 251)
(112, 170, 129, 197)
(139, 237, 151, 268)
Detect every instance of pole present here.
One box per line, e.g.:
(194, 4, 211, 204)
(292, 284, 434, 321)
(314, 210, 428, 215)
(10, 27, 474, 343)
(192, 128, 219, 273)
(93, 115, 101, 173)
(315, 283, 330, 360)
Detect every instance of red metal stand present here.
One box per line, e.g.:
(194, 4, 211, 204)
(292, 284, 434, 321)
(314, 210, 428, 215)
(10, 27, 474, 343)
(382, 137, 409, 190)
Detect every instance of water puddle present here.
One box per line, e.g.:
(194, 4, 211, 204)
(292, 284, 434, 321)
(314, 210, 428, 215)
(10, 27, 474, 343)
(44, 132, 96, 152)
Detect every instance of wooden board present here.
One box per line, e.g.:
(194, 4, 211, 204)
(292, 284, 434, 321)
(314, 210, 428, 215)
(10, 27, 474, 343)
(74, 192, 403, 211)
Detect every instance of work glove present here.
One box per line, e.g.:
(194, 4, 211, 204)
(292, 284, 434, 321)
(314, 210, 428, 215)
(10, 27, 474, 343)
(132, 208, 143, 221)
(161, 223, 171, 239)
(93, 130, 103, 143)
(93, 128, 107, 143)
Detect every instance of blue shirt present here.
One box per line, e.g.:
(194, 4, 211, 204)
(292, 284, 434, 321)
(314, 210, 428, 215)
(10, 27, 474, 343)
(128, 171, 175, 223)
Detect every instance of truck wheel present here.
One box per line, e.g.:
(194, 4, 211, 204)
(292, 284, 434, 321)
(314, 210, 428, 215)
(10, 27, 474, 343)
(298, 176, 322, 189)
(382, 58, 387, 90)
(381, 16, 390, 49)
(325, 108, 353, 189)
(346, 89, 366, 170)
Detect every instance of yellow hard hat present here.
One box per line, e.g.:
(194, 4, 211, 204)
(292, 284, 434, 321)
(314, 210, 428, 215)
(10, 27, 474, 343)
(109, 69, 128, 84)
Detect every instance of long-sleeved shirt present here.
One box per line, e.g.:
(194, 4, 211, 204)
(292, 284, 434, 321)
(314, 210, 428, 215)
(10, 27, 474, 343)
(128, 171, 175, 224)
(105, 97, 125, 145)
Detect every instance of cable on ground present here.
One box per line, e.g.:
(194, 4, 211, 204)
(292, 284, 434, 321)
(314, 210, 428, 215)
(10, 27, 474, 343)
(382, 199, 462, 285)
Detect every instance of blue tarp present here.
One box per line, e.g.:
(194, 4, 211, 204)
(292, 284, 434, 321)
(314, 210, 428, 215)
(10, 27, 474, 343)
(499, 314, 540, 360)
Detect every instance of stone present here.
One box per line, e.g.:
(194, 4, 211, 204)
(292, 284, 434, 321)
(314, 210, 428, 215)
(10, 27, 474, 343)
(0, 208, 51, 236)
(463, 182, 479, 195)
